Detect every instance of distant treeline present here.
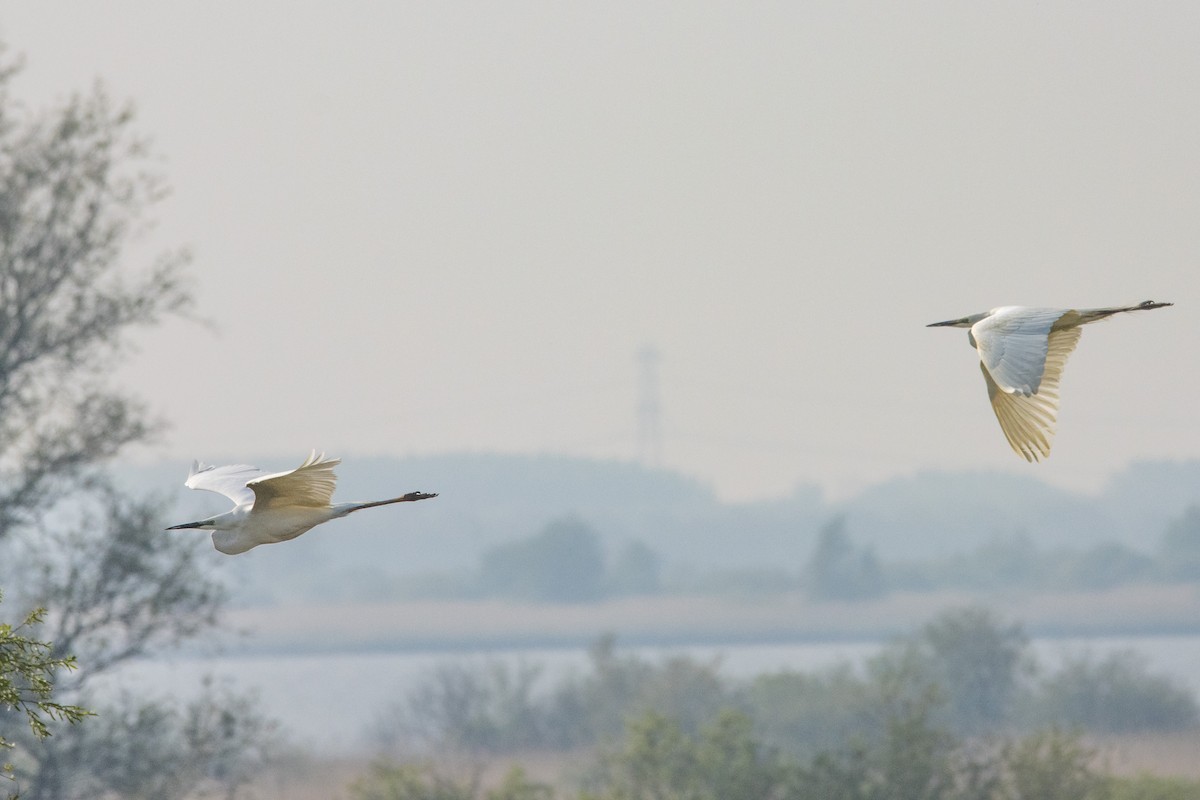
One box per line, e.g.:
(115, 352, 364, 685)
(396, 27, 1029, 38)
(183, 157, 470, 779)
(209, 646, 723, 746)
(800, 507, 1200, 601)
(307, 504, 1200, 605)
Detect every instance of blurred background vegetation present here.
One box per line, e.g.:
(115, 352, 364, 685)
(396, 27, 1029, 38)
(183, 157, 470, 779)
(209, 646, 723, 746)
(347, 609, 1200, 800)
(0, 25, 1199, 800)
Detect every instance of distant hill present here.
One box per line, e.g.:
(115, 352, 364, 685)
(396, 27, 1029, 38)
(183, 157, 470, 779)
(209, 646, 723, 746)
(117, 453, 1200, 604)
(828, 460, 1200, 559)
(843, 471, 1112, 559)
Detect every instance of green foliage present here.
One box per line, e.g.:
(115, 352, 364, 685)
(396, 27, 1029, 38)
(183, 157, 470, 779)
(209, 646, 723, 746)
(349, 761, 553, 800)
(742, 667, 873, 757)
(583, 710, 788, 800)
(479, 517, 607, 603)
(786, 693, 958, 800)
(869, 695, 958, 800)
(0, 594, 90, 743)
(349, 760, 477, 800)
(0, 591, 91, 796)
(490, 768, 556, 800)
(581, 707, 1110, 800)
(1, 490, 265, 800)
(1000, 729, 1108, 800)
(804, 516, 885, 601)
(1023, 651, 1199, 733)
(1106, 774, 1200, 800)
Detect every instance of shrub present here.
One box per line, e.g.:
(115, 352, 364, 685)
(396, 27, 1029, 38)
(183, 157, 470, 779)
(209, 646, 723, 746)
(1024, 651, 1199, 733)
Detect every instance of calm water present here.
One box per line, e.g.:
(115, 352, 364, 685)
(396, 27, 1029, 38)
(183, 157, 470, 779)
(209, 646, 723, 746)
(102, 634, 1200, 755)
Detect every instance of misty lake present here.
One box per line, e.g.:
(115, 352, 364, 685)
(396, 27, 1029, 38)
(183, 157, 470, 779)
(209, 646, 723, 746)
(104, 634, 1200, 755)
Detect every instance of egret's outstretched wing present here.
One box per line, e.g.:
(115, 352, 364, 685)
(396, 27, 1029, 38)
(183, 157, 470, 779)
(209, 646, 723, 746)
(981, 326, 1082, 461)
(972, 307, 1068, 395)
(248, 451, 341, 510)
(185, 462, 267, 506)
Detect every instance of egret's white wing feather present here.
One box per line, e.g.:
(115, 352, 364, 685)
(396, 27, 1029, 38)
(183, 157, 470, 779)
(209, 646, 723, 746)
(248, 451, 341, 510)
(981, 326, 1082, 461)
(184, 462, 267, 506)
(972, 307, 1067, 395)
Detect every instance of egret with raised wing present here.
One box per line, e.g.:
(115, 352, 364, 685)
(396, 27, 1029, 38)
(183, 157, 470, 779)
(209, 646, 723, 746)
(927, 300, 1172, 461)
(166, 451, 437, 554)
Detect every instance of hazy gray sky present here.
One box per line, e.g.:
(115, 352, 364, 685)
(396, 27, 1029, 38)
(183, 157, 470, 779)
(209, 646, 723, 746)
(4, 3, 1198, 501)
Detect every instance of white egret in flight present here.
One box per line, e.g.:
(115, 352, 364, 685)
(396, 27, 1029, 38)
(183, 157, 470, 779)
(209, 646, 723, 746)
(166, 451, 437, 554)
(927, 300, 1172, 461)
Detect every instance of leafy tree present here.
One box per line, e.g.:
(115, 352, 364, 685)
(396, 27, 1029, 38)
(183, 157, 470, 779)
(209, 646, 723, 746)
(479, 517, 606, 603)
(0, 47, 273, 799)
(548, 636, 729, 748)
(741, 667, 873, 757)
(0, 53, 189, 546)
(18, 487, 225, 681)
(34, 679, 275, 800)
(1023, 651, 1199, 733)
(869, 607, 1028, 736)
(3, 489, 274, 800)
(1000, 729, 1108, 800)
(870, 698, 958, 800)
(583, 710, 788, 800)
(388, 660, 548, 755)
(582, 705, 1111, 800)
(375, 637, 731, 757)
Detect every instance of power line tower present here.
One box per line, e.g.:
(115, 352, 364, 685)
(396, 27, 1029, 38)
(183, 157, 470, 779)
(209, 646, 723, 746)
(636, 345, 662, 467)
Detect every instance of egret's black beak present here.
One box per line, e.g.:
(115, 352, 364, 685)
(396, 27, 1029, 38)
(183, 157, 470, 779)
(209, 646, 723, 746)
(166, 521, 203, 530)
(926, 319, 960, 327)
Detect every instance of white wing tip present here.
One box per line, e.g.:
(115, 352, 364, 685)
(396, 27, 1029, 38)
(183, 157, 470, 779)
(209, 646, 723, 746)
(301, 450, 340, 468)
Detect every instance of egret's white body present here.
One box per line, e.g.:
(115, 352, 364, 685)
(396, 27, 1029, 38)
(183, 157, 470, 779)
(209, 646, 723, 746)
(928, 300, 1172, 461)
(166, 451, 437, 554)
